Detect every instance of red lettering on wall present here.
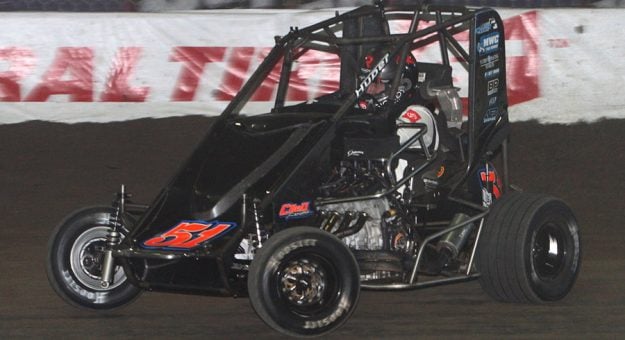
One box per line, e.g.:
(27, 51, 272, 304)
(25, 47, 93, 102)
(215, 47, 255, 101)
(251, 48, 279, 101)
(504, 10, 539, 106)
(246, 48, 340, 102)
(170, 47, 226, 101)
(101, 47, 149, 102)
(0, 10, 539, 107)
(284, 50, 309, 102)
(285, 49, 339, 101)
(0, 48, 35, 102)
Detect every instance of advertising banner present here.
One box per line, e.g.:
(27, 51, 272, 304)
(0, 9, 623, 124)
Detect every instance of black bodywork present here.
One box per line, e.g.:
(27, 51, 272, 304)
(114, 3, 510, 296)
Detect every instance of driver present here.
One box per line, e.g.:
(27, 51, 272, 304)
(357, 48, 439, 154)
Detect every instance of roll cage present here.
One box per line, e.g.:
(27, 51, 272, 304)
(223, 2, 510, 201)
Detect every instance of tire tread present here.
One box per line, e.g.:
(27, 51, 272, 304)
(477, 192, 580, 303)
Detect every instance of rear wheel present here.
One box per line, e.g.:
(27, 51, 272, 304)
(46, 207, 141, 310)
(477, 192, 581, 303)
(248, 227, 360, 337)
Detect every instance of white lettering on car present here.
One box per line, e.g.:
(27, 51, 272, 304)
(355, 53, 390, 98)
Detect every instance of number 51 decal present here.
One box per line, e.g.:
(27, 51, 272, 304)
(143, 221, 236, 250)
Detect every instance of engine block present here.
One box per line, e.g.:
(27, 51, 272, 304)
(319, 198, 389, 250)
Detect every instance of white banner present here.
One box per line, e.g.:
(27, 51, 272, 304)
(513, 9, 625, 123)
(0, 9, 622, 124)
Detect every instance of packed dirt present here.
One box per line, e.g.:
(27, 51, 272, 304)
(1, 117, 624, 338)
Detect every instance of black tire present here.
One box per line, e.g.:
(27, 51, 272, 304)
(477, 192, 581, 303)
(248, 227, 360, 337)
(46, 206, 141, 310)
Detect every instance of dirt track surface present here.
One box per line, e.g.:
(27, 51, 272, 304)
(1, 117, 624, 339)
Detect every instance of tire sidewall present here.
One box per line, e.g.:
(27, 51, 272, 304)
(249, 227, 360, 337)
(46, 207, 140, 310)
(523, 200, 581, 301)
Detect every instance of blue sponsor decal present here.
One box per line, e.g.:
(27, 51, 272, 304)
(478, 32, 500, 56)
(476, 18, 498, 35)
(476, 22, 491, 35)
(483, 108, 499, 123)
(488, 96, 498, 107)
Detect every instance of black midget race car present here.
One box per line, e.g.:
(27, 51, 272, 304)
(47, 3, 581, 337)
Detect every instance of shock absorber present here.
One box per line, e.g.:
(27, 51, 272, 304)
(100, 230, 121, 288)
(100, 184, 126, 288)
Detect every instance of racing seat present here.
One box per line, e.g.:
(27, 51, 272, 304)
(391, 62, 467, 193)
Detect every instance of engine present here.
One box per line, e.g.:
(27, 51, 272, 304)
(312, 137, 426, 280)
(319, 199, 389, 250)
(318, 159, 391, 199)
(317, 159, 413, 254)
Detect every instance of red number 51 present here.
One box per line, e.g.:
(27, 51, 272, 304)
(143, 221, 236, 249)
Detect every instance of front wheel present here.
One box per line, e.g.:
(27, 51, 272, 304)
(248, 227, 360, 337)
(46, 206, 141, 310)
(477, 192, 581, 303)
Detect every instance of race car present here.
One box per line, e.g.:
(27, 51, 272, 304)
(47, 2, 581, 337)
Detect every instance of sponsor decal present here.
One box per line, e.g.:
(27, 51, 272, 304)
(355, 53, 389, 98)
(478, 163, 502, 207)
(484, 68, 500, 79)
(476, 23, 491, 35)
(483, 108, 498, 123)
(436, 165, 445, 178)
(488, 96, 498, 107)
(279, 201, 313, 220)
(417, 72, 427, 83)
(478, 32, 500, 56)
(479, 54, 499, 69)
(476, 18, 498, 35)
(347, 150, 365, 158)
(142, 221, 236, 250)
(487, 79, 499, 96)
(401, 109, 422, 123)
